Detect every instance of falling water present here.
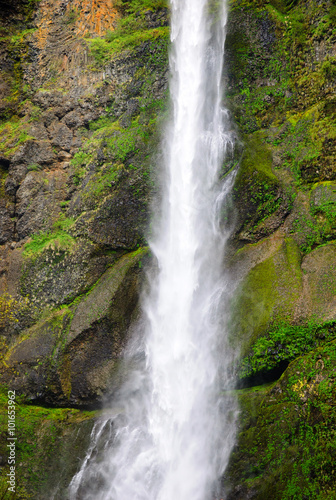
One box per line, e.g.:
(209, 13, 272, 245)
(69, 0, 238, 498)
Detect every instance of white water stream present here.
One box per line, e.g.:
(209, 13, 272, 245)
(69, 0, 237, 498)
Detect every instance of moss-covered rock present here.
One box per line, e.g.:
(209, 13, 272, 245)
(239, 320, 336, 382)
(0, 387, 96, 499)
(0, 0, 168, 410)
(0, 249, 147, 408)
(300, 241, 336, 321)
(224, 341, 336, 499)
(58, 248, 147, 407)
(225, 2, 336, 489)
(0, 1, 162, 497)
(20, 237, 117, 314)
(232, 132, 291, 243)
(230, 238, 302, 354)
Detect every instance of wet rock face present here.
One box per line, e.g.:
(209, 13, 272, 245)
(0, 9, 168, 249)
(0, 249, 147, 407)
(224, 338, 336, 500)
(0, 0, 168, 413)
(222, 1, 336, 497)
(0, 0, 120, 244)
(0, 387, 97, 500)
(15, 170, 67, 239)
(85, 187, 148, 249)
(20, 239, 114, 309)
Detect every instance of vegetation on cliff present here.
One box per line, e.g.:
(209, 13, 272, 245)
(224, 0, 336, 497)
(0, 0, 167, 497)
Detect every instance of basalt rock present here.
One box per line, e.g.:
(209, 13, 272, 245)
(0, 249, 147, 408)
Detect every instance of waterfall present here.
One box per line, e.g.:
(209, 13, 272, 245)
(69, 0, 237, 498)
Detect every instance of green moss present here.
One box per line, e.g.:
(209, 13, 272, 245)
(0, 14, 38, 113)
(240, 320, 336, 379)
(27, 163, 42, 172)
(52, 215, 76, 232)
(87, 0, 169, 65)
(231, 238, 302, 353)
(70, 99, 165, 204)
(0, 166, 8, 199)
(229, 0, 265, 11)
(0, 119, 34, 157)
(302, 242, 336, 320)
(107, 116, 157, 162)
(290, 207, 322, 254)
(235, 132, 277, 191)
(265, 111, 322, 185)
(89, 115, 113, 131)
(232, 255, 278, 350)
(90, 26, 169, 64)
(71, 115, 150, 176)
(0, 386, 96, 498)
(227, 340, 336, 499)
(230, 0, 299, 12)
(10, 29, 37, 44)
(232, 132, 290, 236)
(237, 133, 277, 184)
(228, 0, 336, 147)
(86, 165, 119, 199)
(66, 22, 168, 205)
(70, 151, 92, 185)
(115, 0, 168, 13)
(23, 230, 76, 258)
(310, 182, 336, 241)
(70, 247, 147, 327)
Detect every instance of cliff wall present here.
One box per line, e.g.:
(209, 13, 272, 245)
(224, 1, 336, 498)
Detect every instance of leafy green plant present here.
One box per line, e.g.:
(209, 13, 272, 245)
(240, 321, 336, 379)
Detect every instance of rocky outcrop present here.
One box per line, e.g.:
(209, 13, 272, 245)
(0, 389, 97, 499)
(225, 0, 336, 358)
(0, 248, 147, 408)
(222, 0, 336, 497)
(224, 339, 336, 499)
(0, 0, 168, 399)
